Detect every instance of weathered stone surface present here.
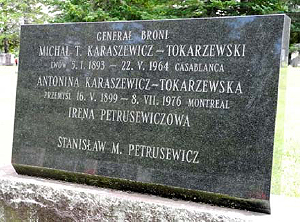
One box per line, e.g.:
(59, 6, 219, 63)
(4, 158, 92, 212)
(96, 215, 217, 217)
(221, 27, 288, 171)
(12, 15, 291, 213)
(2, 165, 300, 221)
(0, 165, 263, 222)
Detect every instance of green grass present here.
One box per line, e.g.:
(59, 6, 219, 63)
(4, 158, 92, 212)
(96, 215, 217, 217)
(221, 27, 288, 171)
(272, 67, 300, 197)
(271, 67, 287, 195)
(279, 67, 300, 197)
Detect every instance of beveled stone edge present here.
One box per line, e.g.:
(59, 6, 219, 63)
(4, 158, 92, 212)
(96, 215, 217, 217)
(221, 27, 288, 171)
(12, 163, 270, 214)
(19, 13, 288, 27)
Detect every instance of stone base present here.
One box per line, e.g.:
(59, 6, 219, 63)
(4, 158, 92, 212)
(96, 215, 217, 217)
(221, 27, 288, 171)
(0, 165, 298, 222)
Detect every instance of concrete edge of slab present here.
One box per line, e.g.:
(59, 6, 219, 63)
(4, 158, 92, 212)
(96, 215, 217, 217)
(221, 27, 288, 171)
(0, 164, 279, 222)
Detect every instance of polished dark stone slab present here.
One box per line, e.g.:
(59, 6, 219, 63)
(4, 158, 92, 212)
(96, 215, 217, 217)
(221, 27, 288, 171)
(12, 14, 290, 213)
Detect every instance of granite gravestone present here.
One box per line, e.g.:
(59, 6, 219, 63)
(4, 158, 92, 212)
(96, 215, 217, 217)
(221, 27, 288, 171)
(0, 53, 13, 66)
(12, 14, 290, 213)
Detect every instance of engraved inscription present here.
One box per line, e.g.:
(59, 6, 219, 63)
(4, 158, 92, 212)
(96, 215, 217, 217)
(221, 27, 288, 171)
(33, 26, 249, 164)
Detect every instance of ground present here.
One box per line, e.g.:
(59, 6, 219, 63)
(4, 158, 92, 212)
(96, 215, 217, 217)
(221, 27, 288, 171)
(0, 65, 299, 197)
(276, 66, 300, 197)
(0, 66, 17, 167)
